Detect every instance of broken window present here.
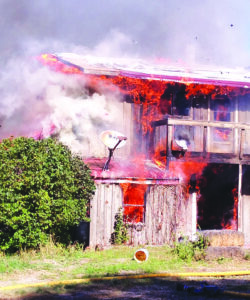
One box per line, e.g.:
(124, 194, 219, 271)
(211, 95, 233, 147)
(172, 84, 191, 117)
(120, 183, 147, 223)
(211, 95, 232, 122)
(158, 83, 191, 117)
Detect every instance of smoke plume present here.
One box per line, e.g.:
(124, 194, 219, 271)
(0, 0, 250, 155)
(0, 53, 123, 155)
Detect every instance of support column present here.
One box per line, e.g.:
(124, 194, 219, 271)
(191, 192, 197, 241)
(238, 163, 243, 232)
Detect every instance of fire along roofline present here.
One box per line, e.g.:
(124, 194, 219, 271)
(54, 52, 250, 88)
(93, 177, 180, 185)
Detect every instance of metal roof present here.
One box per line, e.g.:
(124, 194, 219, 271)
(54, 52, 250, 88)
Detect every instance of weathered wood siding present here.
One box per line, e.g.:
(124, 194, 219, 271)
(90, 183, 122, 248)
(242, 195, 250, 247)
(89, 183, 192, 247)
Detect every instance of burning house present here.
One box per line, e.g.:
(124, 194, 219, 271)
(39, 53, 250, 248)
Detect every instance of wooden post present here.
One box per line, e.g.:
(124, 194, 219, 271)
(239, 129, 245, 160)
(203, 126, 207, 157)
(166, 117, 169, 170)
(238, 163, 243, 232)
(191, 192, 197, 241)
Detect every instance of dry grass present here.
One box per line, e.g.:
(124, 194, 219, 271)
(202, 230, 244, 247)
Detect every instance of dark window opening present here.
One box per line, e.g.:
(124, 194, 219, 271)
(242, 165, 250, 195)
(172, 84, 191, 117)
(191, 96, 208, 121)
(158, 83, 174, 115)
(158, 83, 191, 117)
(197, 164, 238, 230)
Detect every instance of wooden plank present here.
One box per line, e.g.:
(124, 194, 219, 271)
(158, 186, 164, 244)
(95, 184, 101, 246)
(154, 185, 162, 245)
(98, 184, 105, 245)
(152, 185, 158, 245)
(165, 186, 171, 243)
(140, 187, 148, 245)
(145, 186, 153, 244)
(169, 185, 177, 244)
(89, 184, 98, 248)
(163, 186, 169, 244)
(112, 184, 123, 241)
(167, 117, 250, 130)
(238, 164, 243, 232)
(105, 185, 113, 245)
(149, 186, 155, 245)
(160, 186, 166, 245)
(103, 184, 112, 246)
(133, 227, 139, 246)
(152, 186, 157, 245)
(161, 186, 167, 244)
(177, 185, 188, 236)
(239, 129, 245, 158)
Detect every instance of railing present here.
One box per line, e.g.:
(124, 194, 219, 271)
(151, 117, 250, 164)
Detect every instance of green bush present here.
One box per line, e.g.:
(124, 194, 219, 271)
(111, 207, 129, 245)
(0, 137, 95, 252)
(174, 234, 207, 262)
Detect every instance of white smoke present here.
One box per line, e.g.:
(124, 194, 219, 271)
(0, 51, 124, 156)
(0, 0, 250, 158)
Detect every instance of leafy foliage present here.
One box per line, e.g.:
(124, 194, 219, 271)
(0, 137, 95, 252)
(174, 234, 207, 262)
(111, 207, 129, 245)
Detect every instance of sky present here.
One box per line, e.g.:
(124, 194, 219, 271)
(0, 0, 250, 68)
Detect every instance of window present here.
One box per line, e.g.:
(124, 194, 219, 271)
(120, 183, 147, 223)
(172, 84, 191, 117)
(158, 83, 191, 117)
(209, 95, 234, 152)
(211, 96, 231, 122)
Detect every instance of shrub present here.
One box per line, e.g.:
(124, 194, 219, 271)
(111, 207, 129, 245)
(174, 234, 207, 262)
(0, 137, 95, 252)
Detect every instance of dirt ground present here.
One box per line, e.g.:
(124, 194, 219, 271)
(1, 276, 248, 300)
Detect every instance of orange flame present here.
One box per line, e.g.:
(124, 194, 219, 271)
(38, 54, 84, 75)
(152, 139, 207, 183)
(220, 187, 238, 230)
(186, 83, 248, 99)
(88, 75, 169, 134)
(120, 183, 147, 223)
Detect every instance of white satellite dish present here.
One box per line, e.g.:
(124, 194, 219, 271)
(100, 130, 127, 149)
(100, 130, 127, 171)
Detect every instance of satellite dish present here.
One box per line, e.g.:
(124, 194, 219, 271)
(100, 130, 127, 149)
(100, 130, 127, 171)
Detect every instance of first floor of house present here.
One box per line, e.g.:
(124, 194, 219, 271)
(87, 162, 250, 248)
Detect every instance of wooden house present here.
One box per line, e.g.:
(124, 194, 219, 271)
(41, 54, 250, 248)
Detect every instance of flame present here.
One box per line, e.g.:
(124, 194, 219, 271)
(214, 128, 230, 141)
(221, 187, 238, 230)
(152, 139, 207, 183)
(120, 182, 147, 223)
(152, 139, 167, 167)
(38, 54, 84, 75)
(185, 83, 248, 99)
(88, 75, 169, 134)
